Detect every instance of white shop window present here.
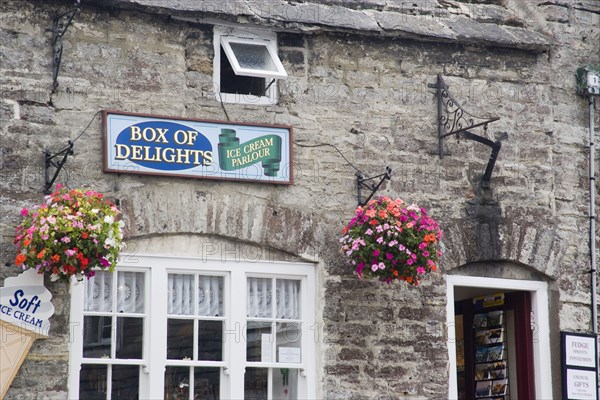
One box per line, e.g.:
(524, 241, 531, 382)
(213, 26, 287, 105)
(68, 256, 316, 400)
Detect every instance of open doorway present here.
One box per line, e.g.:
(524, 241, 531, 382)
(446, 276, 552, 400)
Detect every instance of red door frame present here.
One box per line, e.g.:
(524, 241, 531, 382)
(456, 291, 535, 400)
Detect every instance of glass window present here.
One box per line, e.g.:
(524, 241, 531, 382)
(80, 271, 146, 399)
(245, 277, 302, 399)
(213, 27, 286, 105)
(70, 257, 315, 399)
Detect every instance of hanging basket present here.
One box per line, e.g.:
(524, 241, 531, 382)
(14, 184, 124, 283)
(340, 196, 443, 286)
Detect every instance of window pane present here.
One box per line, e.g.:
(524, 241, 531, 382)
(83, 316, 112, 358)
(117, 272, 145, 313)
(276, 322, 302, 364)
(276, 279, 300, 319)
(220, 47, 265, 96)
(198, 320, 223, 361)
(79, 364, 107, 399)
(273, 368, 298, 400)
(247, 321, 272, 362)
(116, 317, 143, 359)
(168, 274, 195, 315)
(165, 366, 190, 400)
(85, 272, 112, 312)
(167, 319, 194, 360)
(229, 42, 277, 72)
(247, 278, 272, 318)
(112, 365, 139, 400)
(194, 367, 220, 400)
(245, 367, 268, 400)
(198, 275, 224, 317)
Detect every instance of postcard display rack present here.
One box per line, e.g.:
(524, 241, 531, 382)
(473, 310, 509, 399)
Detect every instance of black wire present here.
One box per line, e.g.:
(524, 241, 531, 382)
(293, 141, 362, 173)
(72, 110, 102, 143)
(218, 90, 231, 121)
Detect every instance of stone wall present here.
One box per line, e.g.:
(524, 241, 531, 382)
(1, 0, 599, 398)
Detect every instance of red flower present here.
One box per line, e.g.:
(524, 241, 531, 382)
(15, 254, 26, 266)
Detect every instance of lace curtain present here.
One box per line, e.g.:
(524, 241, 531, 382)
(167, 274, 223, 316)
(84, 271, 145, 314)
(247, 278, 300, 319)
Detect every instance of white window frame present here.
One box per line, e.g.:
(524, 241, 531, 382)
(68, 255, 317, 399)
(213, 26, 286, 105)
(445, 275, 552, 400)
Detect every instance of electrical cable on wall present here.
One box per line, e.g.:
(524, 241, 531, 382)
(44, 110, 101, 194)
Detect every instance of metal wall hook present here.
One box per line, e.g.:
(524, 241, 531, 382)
(356, 166, 392, 206)
(51, 0, 81, 93)
(44, 141, 74, 194)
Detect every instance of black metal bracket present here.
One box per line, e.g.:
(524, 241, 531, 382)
(356, 166, 392, 206)
(51, 0, 81, 93)
(45, 141, 74, 195)
(429, 74, 504, 188)
(429, 74, 500, 157)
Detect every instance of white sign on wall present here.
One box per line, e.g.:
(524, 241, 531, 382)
(565, 335, 597, 369)
(567, 369, 597, 400)
(562, 332, 599, 400)
(0, 269, 55, 398)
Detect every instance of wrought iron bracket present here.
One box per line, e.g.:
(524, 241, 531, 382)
(356, 166, 392, 206)
(51, 0, 80, 93)
(460, 130, 506, 188)
(45, 141, 74, 195)
(429, 74, 505, 188)
(428, 74, 500, 158)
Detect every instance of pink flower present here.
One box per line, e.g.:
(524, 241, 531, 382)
(407, 259, 414, 265)
(373, 249, 380, 257)
(386, 253, 393, 260)
(371, 264, 379, 272)
(365, 229, 373, 236)
(61, 236, 71, 243)
(65, 249, 76, 256)
(422, 251, 430, 257)
(417, 267, 426, 275)
(20, 208, 29, 216)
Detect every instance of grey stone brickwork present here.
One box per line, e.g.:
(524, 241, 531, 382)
(0, 0, 599, 398)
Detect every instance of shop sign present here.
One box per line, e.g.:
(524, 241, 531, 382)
(0, 269, 54, 336)
(103, 110, 293, 184)
(0, 270, 55, 398)
(561, 332, 599, 400)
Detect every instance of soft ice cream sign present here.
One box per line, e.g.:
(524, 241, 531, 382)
(103, 110, 293, 184)
(0, 269, 54, 335)
(0, 270, 55, 398)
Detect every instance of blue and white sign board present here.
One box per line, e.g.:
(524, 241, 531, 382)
(103, 110, 293, 184)
(0, 269, 54, 337)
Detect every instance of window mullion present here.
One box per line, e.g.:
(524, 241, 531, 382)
(147, 265, 167, 398)
(229, 268, 246, 399)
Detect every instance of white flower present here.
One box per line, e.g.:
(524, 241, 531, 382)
(91, 209, 100, 214)
(104, 215, 114, 224)
(50, 273, 60, 282)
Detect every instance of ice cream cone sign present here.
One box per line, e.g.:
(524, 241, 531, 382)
(0, 269, 55, 398)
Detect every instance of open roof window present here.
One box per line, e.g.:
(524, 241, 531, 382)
(214, 27, 287, 105)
